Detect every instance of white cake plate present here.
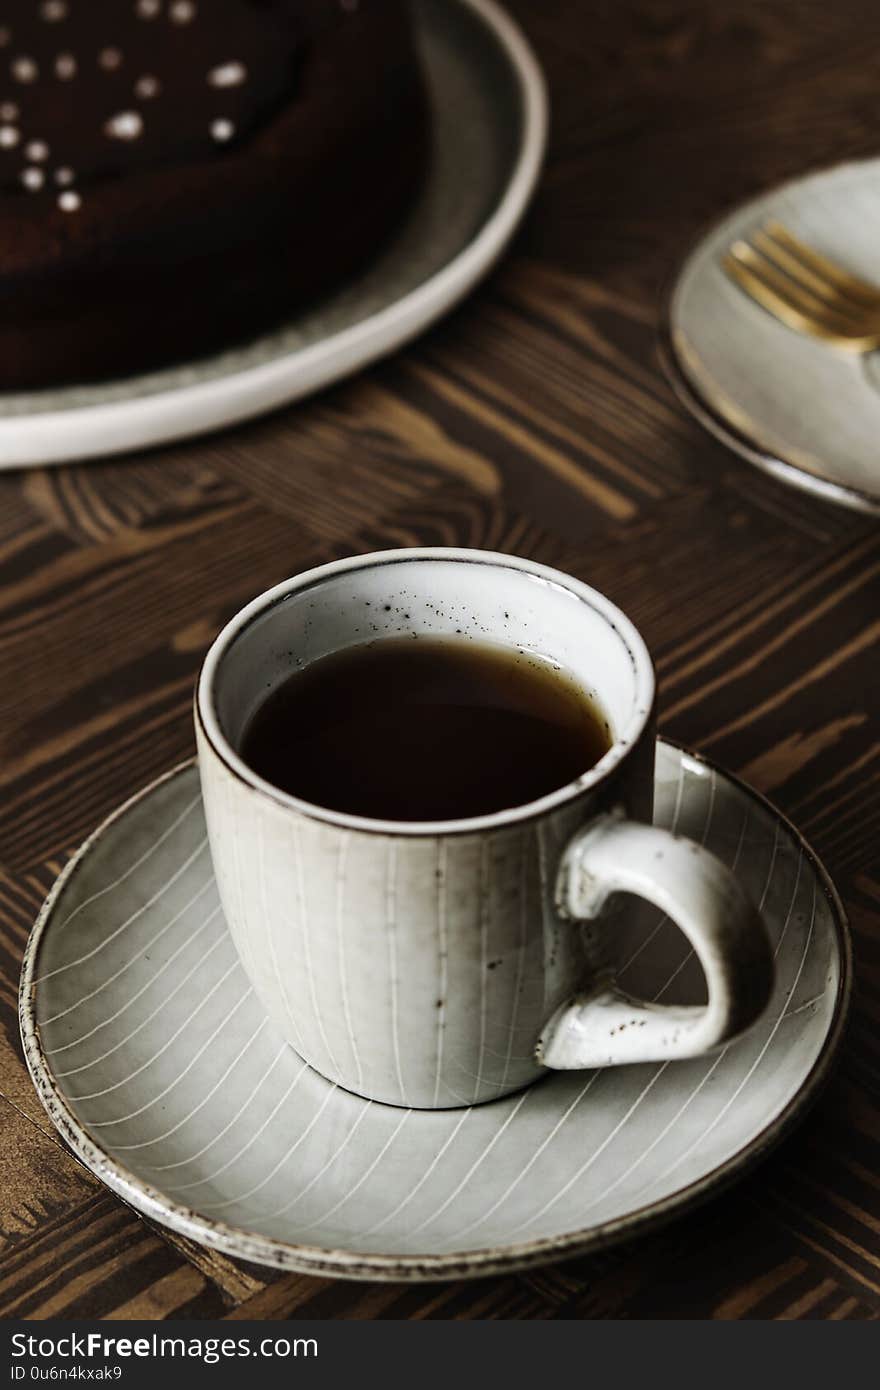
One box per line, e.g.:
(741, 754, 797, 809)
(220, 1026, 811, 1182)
(0, 0, 547, 469)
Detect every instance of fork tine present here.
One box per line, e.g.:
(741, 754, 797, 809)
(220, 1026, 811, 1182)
(729, 240, 868, 333)
(751, 229, 870, 319)
(764, 221, 880, 309)
(721, 254, 876, 351)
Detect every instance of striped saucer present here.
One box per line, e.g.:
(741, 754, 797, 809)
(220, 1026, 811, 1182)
(20, 741, 849, 1281)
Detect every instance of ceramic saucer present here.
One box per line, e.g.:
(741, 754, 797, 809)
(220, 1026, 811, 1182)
(0, 0, 547, 469)
(20, 742, 849, 1282)
(663, 157, 880, 514)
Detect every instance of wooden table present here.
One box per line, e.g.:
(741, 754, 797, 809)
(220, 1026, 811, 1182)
(1, 0, 878, 1321)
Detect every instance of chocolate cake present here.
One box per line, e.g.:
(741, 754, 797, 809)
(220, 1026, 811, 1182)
(0, 1, 428, 388)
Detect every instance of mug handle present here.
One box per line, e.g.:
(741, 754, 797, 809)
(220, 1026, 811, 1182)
(537, 813, 775, 1069)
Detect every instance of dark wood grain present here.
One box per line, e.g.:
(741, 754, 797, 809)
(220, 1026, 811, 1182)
(1, 0, 878, 1320)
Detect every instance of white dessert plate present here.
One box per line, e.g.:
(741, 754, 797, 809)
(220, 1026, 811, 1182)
(0, 0, 547, 469)
(663, 158, 880, 514)
(20, 741, 850, 1281)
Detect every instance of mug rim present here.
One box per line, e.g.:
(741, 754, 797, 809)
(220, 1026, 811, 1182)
(195, 548, 657, 837)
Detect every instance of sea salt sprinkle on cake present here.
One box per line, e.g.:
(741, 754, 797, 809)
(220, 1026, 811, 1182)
(104, 111, 143, 141)
(207, 62, 247, 88)
(135, 74, 160, 99)
(11, 57, 39, 83)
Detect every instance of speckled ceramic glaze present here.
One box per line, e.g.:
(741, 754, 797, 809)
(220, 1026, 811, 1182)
(195, 550, 774, 1108)
(19, 743, 849, 1280)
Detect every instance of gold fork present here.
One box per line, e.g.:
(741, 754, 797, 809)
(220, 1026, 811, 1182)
(722, 220, 880, 351)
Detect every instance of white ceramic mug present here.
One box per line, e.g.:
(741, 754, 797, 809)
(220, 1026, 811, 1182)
(196, 549, 774, 1109)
